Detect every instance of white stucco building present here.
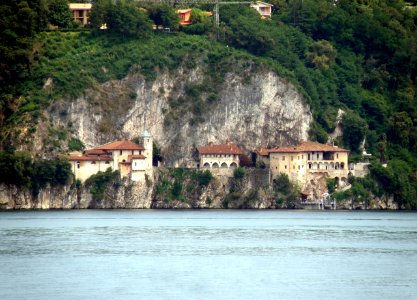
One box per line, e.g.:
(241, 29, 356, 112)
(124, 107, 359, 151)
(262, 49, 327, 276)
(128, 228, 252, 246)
(70, 131, 153, 182)
(197, 143, 243, 169)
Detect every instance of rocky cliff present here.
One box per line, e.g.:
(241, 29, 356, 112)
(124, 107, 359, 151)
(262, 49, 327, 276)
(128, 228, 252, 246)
(42, 64, 311, 164)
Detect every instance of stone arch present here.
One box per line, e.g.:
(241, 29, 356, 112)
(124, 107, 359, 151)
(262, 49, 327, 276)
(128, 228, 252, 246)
(230, 162, 237, 169)
(324, 162, 329, 170)
(335, 162, 340, 169)
(308, 163, 312, 169)
(221, 162, 228, 168)
(203, 162, 210, 168)
(212, 162, 219, 168)
(341, 162, 345, 169)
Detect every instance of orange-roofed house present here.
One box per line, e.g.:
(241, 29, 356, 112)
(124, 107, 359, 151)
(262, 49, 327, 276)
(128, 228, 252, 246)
(264, 140, 350, 186)
(177, 9, 192, 26)
(69, 3, 92, 25)
(250, 1, 273, 18)
(197, 143, 243, 169)
(69, 131, 153, 182)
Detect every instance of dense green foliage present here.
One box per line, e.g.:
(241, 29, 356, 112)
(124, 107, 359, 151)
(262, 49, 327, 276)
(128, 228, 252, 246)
(233, 167, 246, 179)
(273, 173, 300, 208)
(0, 151, 72, 195)
(156, 168, 213, 202)
(84, 168, 120, 201)
(1, 0, 417, 205)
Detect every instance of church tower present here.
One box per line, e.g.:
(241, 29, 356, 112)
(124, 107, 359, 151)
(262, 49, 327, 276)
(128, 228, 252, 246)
(142, 130, 153, 170)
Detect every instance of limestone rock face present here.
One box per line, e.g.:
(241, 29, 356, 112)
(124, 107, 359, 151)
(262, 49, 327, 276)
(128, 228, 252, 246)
(50, 68, 312, 165)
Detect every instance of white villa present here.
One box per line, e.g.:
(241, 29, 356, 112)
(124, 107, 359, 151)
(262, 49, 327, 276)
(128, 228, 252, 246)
(70, 131, 153, 182)
(251, 1, 273, 18)
(198, 143, 243, 169)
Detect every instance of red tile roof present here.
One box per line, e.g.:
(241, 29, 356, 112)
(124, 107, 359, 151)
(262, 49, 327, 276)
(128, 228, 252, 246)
(95, 141, 144, 151)
(69, 155, 112, 162)
(198, 143, 243, 155)
(256, 148, 270, 156)
(268, 141, 349, 153)
(84, 149, 108, 155)
(128, 154, 146, 160)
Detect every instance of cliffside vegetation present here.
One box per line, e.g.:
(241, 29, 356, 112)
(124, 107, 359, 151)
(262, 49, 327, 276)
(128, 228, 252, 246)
(1, 0, 417, 207)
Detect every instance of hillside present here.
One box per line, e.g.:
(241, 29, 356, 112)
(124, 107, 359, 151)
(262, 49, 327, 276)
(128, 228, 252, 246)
(1, 0, 417, 208)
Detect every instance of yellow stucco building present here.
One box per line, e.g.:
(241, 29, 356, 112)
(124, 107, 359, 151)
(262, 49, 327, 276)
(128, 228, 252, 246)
(69, 3, 92, 25)
(265, 141, 350, 187)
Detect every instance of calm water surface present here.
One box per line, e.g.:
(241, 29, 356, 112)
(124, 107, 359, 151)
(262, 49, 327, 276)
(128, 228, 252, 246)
(0, 210, 416, 300)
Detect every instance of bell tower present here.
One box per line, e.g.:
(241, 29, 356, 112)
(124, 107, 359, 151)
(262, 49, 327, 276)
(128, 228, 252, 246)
(142, 130, 153, 170)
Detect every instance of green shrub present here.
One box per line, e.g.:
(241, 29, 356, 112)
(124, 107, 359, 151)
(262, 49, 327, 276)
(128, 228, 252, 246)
(233, 167, 246, 179)
(85, 168, 119, 201)
(68, 138, 85, 151)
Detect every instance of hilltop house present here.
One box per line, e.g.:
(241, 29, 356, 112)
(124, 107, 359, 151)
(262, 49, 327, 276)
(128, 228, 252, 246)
(69, 3, 92, 25)
(257, 141, 350, 186)
(198, 143, 243, 169)
(251, 1, 273, 18)
(70, 131, 153, 182)
(177, 9, 192, 26)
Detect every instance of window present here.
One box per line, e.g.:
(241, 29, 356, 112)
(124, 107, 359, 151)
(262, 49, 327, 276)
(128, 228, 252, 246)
(105, 161, 110, 164)
(77, 162, 80, 169)
(132, 150, 134, 155)
(135, 162, 137, 166)
(298, 156, 300, 160)
(298, 165, 300, 170)
(285, 165, 287, 169)
(282, 156, 285, 161)
(91, 161, 96, 165)
(337, 153, 339, 159)
(120, 150, 122, 155)
(302, 155, 304, 159)
(317, 154, 319, 159)
(291, 156, 294, 161)
(308, 154, 310, 160)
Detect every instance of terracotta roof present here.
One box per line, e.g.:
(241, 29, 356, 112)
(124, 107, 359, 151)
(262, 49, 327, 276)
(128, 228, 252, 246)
(268, 141, 349, 153)
(95, 141, 144, 151)
(69, 155, 112, 162)
(84, 149, 108, 156)
(256, 148, 270, 156)
(177, 9, 192, 13)
(128, 154, 146, 160)
(198, 143, 243, 155)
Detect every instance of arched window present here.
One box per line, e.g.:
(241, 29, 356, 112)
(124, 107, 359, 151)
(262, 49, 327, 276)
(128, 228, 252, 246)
(221, 162, 228, 168)
(203, 162, 210, 168)
(212, 162, 219, 168)
(230, 162, 237, 169)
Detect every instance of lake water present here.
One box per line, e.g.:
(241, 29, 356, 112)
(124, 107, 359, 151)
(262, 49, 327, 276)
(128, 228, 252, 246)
(0, 210, 416, 300)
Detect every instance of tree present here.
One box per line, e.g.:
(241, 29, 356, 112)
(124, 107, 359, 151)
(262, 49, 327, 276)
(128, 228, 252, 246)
(107, 1, 152, 36)
(342, 111, 367, 153)
(388, 112, 413, 147)
(147, 4, 178, 28)
(305, 40, 337, 70)
(89, 0, 111, 30)
(47, 0, 72, 27)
